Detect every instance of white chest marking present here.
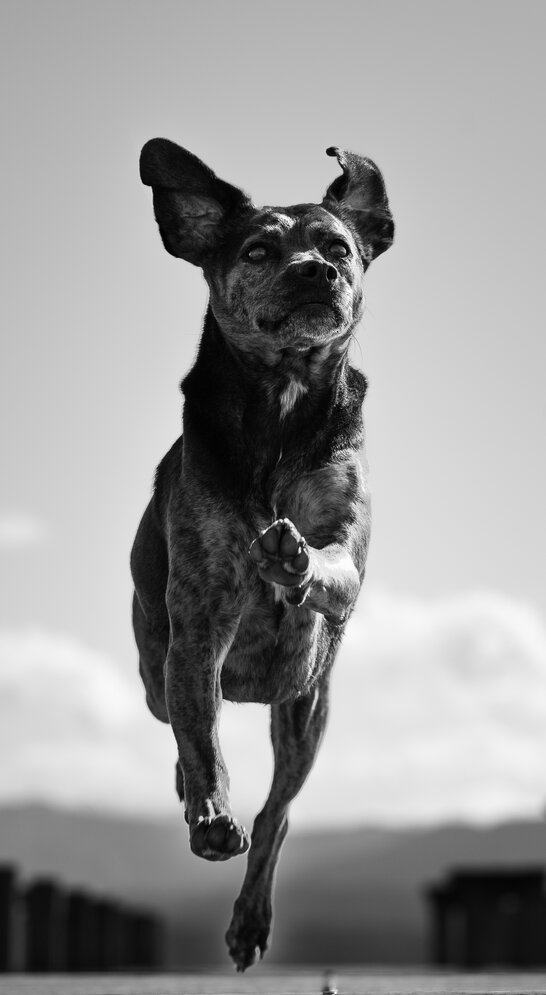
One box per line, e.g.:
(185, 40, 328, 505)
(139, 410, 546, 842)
(273, 583, 286, 603)
(279, 378, 308, 419)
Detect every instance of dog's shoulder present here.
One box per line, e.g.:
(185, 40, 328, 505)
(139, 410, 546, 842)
(152, 435, 183, 520)
(336, 363, 367, 426)
(344, 363, 368, 404)
(311, 362, 368, 464)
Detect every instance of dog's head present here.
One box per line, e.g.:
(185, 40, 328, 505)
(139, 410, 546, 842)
(140, 140, 393, 357)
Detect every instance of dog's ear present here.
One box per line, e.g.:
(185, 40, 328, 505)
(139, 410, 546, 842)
(140, 139, 252, 265)
(322, 147, 394, 263)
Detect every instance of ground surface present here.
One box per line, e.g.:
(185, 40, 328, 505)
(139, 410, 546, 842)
(2, 972, 546, 995)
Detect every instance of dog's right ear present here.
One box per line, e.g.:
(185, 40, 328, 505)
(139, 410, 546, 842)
(140, 139, 251, 266)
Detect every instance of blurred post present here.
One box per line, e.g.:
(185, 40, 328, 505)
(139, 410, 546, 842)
(66, 889, 99, 971)
(25, 878, 66, 972)
(461, 882, 487, 968)
(96, 898, 125, 970)
(126, 909, 163, 970)
(0, 866, 16, 972)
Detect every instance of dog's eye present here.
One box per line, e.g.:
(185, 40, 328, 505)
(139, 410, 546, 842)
(329, 240, 350, 258)
(245, 244, 268, 262)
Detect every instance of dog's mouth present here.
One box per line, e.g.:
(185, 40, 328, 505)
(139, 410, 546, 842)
(291, 301, 334, 315)
(257, 300, 336, 334)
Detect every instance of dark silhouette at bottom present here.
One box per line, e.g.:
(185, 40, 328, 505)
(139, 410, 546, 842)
(0, 864, 163, 973)
(426, 867, 546, 968)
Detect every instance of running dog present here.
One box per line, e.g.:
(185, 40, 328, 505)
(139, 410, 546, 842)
(131, 139, 393, 970)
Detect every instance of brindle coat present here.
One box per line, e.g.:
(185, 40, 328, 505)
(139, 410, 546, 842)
(131, 140, 393, 970)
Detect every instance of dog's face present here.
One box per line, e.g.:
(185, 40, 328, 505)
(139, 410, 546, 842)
(206, 203, 367, 355)
(140, 141, 393, 359)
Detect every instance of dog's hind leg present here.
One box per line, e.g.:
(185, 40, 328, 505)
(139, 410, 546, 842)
(225, 670, 331, 971)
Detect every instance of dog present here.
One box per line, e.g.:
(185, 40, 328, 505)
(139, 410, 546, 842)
(131, 139, 393, 970)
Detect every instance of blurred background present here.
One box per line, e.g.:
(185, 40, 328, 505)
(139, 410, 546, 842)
(1, 0, 545, 971)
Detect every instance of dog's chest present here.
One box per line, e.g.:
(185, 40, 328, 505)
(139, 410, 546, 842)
(212, 458, 361, 702)
(222, 585, 326, 703)
(266, 457, 361, 547)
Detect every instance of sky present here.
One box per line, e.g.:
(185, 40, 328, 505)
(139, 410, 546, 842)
(1, 0, 545, 829)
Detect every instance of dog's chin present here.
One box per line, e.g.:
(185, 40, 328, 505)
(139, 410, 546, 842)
(259, 302, 348, 348)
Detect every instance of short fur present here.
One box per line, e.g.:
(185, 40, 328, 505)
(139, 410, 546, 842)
(131, 140, 393, 970)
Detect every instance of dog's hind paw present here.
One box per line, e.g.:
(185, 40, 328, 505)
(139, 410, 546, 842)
(225, 900, 270, 971)
(190, 814, 250, 862)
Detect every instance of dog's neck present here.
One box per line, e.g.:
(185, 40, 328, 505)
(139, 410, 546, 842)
(182, 306, 352, 417)
(180, 308, 366, 498)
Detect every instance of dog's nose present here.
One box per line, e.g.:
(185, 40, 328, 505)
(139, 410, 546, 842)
(294, 259, 338, 286)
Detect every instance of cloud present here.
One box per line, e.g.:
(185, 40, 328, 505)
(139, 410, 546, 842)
(304, 588, 546, 826)
(0, 629, 176, 812)
(2, 589, 546, 828)
(0, 513, 50, 548)
(224, 588, 546, 827)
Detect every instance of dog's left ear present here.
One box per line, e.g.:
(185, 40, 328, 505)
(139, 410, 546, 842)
(322, 147, 394, 263)
(140, 138, 252, 266)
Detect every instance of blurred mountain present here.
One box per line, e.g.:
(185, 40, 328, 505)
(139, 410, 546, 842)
(1, 803, 545, 967)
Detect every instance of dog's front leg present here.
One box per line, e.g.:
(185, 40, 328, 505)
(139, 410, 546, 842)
(225, 672, 330, 970)
(165, 590, 250, 862)
(250, 518, 362, 624)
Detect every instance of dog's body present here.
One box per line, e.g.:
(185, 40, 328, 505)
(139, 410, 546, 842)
(131, 140, 393, 970)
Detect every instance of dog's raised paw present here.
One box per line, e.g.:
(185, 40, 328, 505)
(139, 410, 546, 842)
(249, 518, 310, 587)
(190, 814, 250, 862)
